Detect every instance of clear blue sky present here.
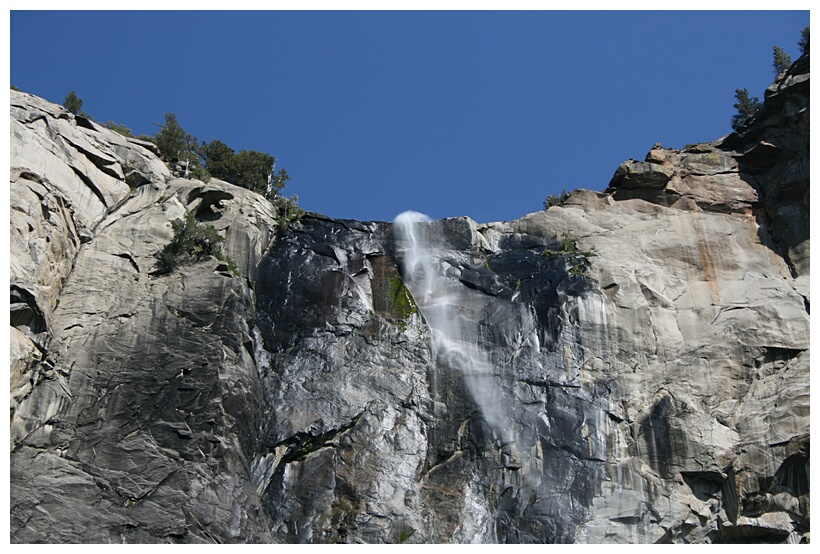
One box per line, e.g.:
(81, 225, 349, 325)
(9, 10, 809, 223)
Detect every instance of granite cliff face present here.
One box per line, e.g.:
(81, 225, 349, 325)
(9, 54, 809, 544)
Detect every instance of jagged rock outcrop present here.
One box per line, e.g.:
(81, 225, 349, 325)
(9, 52, 809, 544)
(10, 92, 276, 542)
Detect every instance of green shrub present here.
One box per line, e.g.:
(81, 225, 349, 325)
(228, 149, 276, 194)
(224, 257, 239, 275)
(154, 113, 198, 165)
(799, 27, 809, 55)
(773, 45, 793, 75)
(157, 212, 237, 274)
(201, 139, 235, 180)
(730, 88, 762, 130)
(104, 121, 134, 138)
(542, 231, 579, 256)
(543, 232, 590, 276)
(150, 116, 299, 227)
(202, 139, 281, 196)
(153, 120, 294, 205)
(544, 189, 570, 210)
(268, 168, 291, 200)
(188, 165, 211, 183)
(397, 529, 414, 543)
(272, 194, 305, 232)
(63, 90, 83, 114)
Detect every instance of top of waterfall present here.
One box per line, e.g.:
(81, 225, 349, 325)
(394, 211, 432, 225)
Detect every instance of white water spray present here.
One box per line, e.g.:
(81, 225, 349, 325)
(394, 211, 513, 446)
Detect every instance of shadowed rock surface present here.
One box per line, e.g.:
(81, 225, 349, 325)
(9, 53, 809, 543)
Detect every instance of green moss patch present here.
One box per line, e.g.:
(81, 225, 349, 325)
(369, 256, 419, 328)
(388, 276, 418, 320)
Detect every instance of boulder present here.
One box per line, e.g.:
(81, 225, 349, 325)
(608, 160, 675, 190)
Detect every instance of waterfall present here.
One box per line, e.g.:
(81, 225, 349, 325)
(393, 211, 512, 446)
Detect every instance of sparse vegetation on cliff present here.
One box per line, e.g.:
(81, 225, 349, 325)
(773, 45, 793, 75)
(46, 96, 298, 221)
(103, 121, 134, 138)
(544, 189, 570, 210)
(542, 232, 591, 276)
(202, 139, 291, 198)
(731, 28, 807, 131)
(151, 114, 301, 229)
(272, 194, 305, 232)
(154, 113, 200, 167)
(63, 90, 83, 115)
(731, 88, 762, 130)
(158, 211, 237, 274)
(799, 27, 809, 54)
